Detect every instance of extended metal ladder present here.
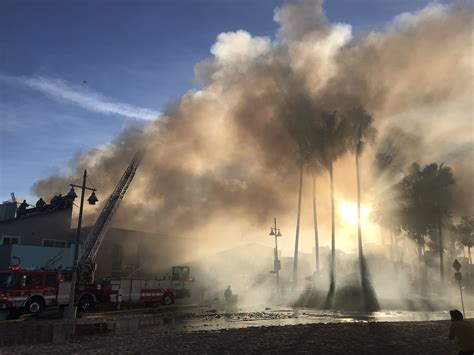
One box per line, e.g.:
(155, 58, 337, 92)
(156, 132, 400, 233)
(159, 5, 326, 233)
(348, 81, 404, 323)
(79, 151, 143, 279)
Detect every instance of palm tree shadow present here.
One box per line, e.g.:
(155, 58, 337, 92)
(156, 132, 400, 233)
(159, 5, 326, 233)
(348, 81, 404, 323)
(323, 256, 380, 312)
(360, 255, 380, 311)
(324, 279, 335, 309)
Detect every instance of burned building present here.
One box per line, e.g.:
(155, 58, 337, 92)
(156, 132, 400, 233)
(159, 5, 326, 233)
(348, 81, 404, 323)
(0, 198, 73, 248)
(73, 227, 193, 279)
(0, 196, 76, 269)
(0, 196, 193, 277)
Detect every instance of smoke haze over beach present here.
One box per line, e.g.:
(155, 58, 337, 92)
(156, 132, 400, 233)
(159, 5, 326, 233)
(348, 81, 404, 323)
(32, 0, 473, 260)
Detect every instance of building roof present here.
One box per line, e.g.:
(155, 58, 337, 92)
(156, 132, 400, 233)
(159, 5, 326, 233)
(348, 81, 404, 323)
(0, 204, 72, 224)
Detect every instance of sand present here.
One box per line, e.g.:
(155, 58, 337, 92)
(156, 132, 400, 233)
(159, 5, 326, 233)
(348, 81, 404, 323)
(0, 319, 464, 354)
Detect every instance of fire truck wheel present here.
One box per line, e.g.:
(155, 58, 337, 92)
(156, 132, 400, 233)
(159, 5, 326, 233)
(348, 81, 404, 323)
(24, 297, 45, 314)
(162, 292, 174, 306)
(78, 295, 95, 312)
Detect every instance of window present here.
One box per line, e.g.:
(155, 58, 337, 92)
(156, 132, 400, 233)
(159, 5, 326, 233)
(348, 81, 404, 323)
(45, 275, 57, 287)
(21, 274, 43, 288)
(1, 236, 20, 245)
(0, 273, 19, 289)
(22, 275, 43, 288)
(172, 266, 190, 281)
(42, 239, 66, 248)
(33, 275, 43, 287)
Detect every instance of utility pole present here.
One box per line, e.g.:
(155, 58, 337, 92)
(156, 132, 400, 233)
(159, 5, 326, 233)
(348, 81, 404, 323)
(270, 218, 282, 294)
(453, 259, 465, 317)
(64, 170, 98, 319)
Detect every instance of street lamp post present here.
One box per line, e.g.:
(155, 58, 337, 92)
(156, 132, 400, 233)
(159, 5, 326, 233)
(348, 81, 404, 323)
(270, 217, 282, 294)
(64, 169, 98, 320)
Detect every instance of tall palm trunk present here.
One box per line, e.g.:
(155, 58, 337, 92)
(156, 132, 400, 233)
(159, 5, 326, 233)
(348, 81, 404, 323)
(324, 160, 336, 309)
(419, 239, 427, 295)
(292, 160, 304, 291)
(329, 160, 336, 292)
(356, 145, 379, 311)
(392, 227, 400, 271)
(356, 147, 363, 268)
(312, 173, 320, 275)
(466, 245, 472, 282)
(438, 214, 444, 283)
(390, 228, 395, 262)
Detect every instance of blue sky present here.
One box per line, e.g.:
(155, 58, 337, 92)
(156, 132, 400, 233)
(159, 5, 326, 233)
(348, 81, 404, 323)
(0, 0, 442, 202)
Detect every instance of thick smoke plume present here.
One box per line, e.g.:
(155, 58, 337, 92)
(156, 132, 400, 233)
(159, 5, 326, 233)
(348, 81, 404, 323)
(33, 1, 473, 260)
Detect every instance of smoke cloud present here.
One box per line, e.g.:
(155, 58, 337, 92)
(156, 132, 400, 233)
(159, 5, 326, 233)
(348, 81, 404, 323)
(33, 1, 473, 260)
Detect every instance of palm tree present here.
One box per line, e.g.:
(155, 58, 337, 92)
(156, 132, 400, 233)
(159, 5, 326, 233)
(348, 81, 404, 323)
(397, 162, 455, 289)
(307, 144, 324, 276)
(398, 164, 427, 249)
(397, 164, 431, 294)
(344, 107, 378, 310)
(372, 150, 404, 266)
(344, 108, 376, 272)
(310, 111, 351, 308)
(456, 216, 474, 264)
(280, 94, 314, 291)
(418, 163, 455, 283)
(292, 148, 305, 290)
(311, 168, 320, 275)
(433, 164, 455, 282)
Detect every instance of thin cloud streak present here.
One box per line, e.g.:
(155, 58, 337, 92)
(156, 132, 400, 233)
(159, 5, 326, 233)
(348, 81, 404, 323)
(0, 73, 160, 120)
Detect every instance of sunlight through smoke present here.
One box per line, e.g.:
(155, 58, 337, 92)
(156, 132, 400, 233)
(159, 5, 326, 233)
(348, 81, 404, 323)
(339, 201, 372, 228)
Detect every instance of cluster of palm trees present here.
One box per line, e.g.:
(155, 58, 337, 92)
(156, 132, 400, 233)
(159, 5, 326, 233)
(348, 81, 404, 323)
(284, 101, 377, 308)
(453, 216, 474, 265)
(373, 160, 473, 286)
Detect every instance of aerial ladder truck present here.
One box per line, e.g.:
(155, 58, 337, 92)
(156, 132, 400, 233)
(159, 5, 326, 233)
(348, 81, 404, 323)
(78, 150, 143, 282)
(0, 152, 175, 314)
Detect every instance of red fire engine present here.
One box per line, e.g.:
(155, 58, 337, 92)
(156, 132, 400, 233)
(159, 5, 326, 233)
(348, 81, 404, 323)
(0, 152, 175, 315)
(0, 267, 175, 314)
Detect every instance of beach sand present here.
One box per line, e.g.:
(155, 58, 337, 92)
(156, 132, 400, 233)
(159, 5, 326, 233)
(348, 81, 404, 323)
(1, 319, 463, 354)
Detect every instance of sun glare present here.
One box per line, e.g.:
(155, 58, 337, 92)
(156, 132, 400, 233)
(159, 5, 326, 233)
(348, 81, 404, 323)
(339, 201, 372, 227)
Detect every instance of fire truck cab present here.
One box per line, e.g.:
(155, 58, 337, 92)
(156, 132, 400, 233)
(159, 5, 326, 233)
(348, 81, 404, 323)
(0, 268, 100, 314)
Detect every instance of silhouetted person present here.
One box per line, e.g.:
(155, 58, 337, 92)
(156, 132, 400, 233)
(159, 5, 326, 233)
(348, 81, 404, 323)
(17, 200, 28, 217)
(50, 195, 58, 206)
(449, 309, 474, 355)
(224, 285, 233, 304)
(64, 194, 74, 208)
(36, 197, 46, 210)
(50, 194, 63, 208)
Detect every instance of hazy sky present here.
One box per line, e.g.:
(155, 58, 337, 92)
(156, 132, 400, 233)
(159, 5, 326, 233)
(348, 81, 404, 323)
(0, 0, 444, 202)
